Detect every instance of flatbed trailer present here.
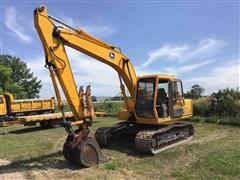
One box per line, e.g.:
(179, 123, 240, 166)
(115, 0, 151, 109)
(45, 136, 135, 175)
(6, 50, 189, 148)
(0, 111, 107, 128)
(0, 112, 73, 128)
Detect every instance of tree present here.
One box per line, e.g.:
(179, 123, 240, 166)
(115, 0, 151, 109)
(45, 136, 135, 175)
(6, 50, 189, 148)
(210, 88, 240, 116)
(185, 84, 205, 99)
(0, 65, 27, 99)
(110, 96, 122, 101)
(0, 65, 12, 91)
(92, 96, 97, 102)
(0, 55, 42, 99)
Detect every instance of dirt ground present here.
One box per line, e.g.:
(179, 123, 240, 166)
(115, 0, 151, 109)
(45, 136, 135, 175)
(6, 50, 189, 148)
(0, 158, 140, 180)
(0, 159, 25, 180)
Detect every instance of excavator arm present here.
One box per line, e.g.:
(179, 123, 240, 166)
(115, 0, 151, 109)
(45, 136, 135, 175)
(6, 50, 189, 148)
(34, 6, 137, 123)
(34, 6, 138, 166)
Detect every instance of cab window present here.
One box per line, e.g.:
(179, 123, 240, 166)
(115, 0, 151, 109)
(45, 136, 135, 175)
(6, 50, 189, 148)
(136, 78, 155, 118)
(173, 81, 183, 100)
(0, 97, 3, 104)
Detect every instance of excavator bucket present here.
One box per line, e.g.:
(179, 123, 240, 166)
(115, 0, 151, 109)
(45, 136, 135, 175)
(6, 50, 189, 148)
(62, 85, 103, 167)
(63, 133, 105, 167)
(78, 135, 105, 167)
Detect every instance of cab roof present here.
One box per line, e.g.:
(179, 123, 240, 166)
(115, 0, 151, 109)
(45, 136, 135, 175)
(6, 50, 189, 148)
(137, 74, 176, 80)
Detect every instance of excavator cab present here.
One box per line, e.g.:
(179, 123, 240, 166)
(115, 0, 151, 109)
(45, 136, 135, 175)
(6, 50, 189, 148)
(135, 75, 188, 124)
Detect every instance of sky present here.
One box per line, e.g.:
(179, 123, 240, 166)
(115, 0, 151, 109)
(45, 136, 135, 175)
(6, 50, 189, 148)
(0, 1, 239, 98)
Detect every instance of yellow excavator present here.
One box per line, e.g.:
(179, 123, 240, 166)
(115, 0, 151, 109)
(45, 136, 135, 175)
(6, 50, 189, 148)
(34, 6, 194, 167)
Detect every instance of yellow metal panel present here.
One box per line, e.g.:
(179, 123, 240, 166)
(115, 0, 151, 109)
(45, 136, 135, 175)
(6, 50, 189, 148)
(16, 112, 73, 122)
(0, 95, 7, 116)
(8, 94, 54, 114)
(182, 99, 193, 116)
(116, 109, 131, 120)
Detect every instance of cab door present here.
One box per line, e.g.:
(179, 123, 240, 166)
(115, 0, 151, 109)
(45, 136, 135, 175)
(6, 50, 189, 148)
(135, 78, 156, 119)
(169, 80, 185, 117)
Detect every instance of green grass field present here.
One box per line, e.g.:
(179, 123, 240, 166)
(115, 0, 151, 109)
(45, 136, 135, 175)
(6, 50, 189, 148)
(0, 117, 240, 180)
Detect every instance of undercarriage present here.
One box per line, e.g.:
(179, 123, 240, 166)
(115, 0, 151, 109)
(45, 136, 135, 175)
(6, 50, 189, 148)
(95, 121, 194, 154)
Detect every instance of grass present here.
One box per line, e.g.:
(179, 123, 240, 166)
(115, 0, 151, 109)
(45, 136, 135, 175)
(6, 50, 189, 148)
(192, 116, 240, 126)
(103, 162, 123, 170)
(94, 102, 125, 116)
(0, 117, 240, 179)
(56, 101, 125, 116)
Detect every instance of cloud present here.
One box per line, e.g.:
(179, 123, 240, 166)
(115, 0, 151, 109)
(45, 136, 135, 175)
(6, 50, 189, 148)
(136, 59, 215, 79)
(26, 57, 55, 99)
(184, 38, 221, 61)
(141, 44, 189, 68)
(135, 37, 238, 94)
(185, 59, 240, 94)
(4, 6, 32, 43)
(140, 38, 225, 68)
(26, 57, 51, 83)
(58, 15, 114, 37)
(164, 59, 215, 76)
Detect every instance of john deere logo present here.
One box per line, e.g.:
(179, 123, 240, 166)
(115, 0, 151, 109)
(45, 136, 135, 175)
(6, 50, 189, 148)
(109, 52, 115, 60)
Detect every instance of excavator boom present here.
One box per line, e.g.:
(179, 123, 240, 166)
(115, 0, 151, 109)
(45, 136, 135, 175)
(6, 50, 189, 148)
(34, 6, 136, 118)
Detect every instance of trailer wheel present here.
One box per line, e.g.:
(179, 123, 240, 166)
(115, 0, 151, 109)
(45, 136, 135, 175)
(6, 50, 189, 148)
(48, 120, 62, 128)
(40, 121, 48, 128)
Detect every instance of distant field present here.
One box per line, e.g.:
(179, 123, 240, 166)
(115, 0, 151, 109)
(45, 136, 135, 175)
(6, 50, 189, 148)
(56, 101, 125, 116)
(0, 117, 240, 179)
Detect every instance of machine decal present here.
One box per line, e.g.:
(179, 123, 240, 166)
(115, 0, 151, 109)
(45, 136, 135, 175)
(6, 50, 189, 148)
(109, 52, 115, 60)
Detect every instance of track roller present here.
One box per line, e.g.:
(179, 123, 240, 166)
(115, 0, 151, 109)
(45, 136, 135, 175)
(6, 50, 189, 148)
(63, 133, 105, 167)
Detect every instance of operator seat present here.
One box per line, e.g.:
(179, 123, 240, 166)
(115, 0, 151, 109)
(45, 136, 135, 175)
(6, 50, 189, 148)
(157, 88, 168, 118)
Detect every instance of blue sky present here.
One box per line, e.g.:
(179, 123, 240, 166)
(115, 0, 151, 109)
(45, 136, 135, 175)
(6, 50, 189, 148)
(0, 1, 239, 98)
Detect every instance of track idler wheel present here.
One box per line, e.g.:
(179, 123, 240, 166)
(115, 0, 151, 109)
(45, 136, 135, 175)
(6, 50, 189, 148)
(63, 134, 105, 167)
